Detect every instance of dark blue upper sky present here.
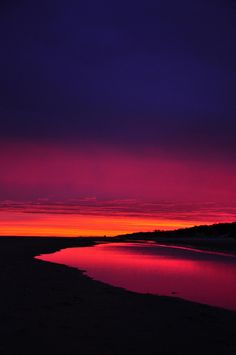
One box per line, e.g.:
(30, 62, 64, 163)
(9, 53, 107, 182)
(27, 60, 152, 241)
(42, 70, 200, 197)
(0, 0, 235, 158)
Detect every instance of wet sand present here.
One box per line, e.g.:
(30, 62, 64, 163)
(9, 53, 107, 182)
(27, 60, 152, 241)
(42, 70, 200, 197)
(0, 236, 236, 355)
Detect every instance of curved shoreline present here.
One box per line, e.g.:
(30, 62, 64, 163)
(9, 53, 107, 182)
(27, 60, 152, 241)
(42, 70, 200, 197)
(0, 236, 236, 355)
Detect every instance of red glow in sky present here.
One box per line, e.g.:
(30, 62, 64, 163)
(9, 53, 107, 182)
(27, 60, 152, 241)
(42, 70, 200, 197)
(0, 141, 235, 236)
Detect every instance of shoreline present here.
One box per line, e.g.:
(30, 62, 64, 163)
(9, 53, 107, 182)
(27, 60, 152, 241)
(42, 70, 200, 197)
(114, 236, 236, 255)
(0, 236, 236, 354)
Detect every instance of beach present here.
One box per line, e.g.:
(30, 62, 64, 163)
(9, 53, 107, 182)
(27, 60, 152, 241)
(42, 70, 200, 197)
(0, 236, 235, 355)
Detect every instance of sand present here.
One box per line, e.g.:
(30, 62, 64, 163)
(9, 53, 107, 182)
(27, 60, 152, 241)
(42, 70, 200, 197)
(0, 236, 235, 355)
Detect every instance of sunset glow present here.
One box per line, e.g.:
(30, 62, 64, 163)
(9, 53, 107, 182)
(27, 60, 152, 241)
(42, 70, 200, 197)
(0, 212, 211, 237)
(0, 141, 235, 236)
(0, 199, 235, 236)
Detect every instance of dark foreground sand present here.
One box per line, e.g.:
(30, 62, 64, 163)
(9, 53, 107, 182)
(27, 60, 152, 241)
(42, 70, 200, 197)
(0, 237, 236, 355)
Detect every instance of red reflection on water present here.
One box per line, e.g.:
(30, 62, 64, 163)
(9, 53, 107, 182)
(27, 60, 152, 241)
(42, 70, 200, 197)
(36, 243, 236, 311)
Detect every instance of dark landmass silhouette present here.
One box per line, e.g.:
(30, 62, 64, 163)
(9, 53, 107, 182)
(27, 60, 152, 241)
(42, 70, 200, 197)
(114, 222, 236, 254)
(0, 222, 236, 354)
(117, 221, 236, 239)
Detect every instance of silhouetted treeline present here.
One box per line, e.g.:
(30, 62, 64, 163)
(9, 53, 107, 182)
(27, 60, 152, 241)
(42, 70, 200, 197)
(116, 222, 236, 240)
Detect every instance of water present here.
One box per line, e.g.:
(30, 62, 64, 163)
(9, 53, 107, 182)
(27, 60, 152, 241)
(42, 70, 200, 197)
(36, 242, 236, 311)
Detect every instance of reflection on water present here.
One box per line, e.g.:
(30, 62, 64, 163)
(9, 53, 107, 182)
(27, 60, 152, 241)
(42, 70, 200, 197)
(36, 243, 236, 311)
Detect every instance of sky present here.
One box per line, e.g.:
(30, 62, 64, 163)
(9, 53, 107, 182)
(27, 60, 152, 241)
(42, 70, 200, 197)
(0, 0, 235, 236)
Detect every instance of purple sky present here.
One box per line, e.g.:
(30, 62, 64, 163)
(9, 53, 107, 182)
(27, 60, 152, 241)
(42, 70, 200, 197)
(0, 0, 235, 159)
